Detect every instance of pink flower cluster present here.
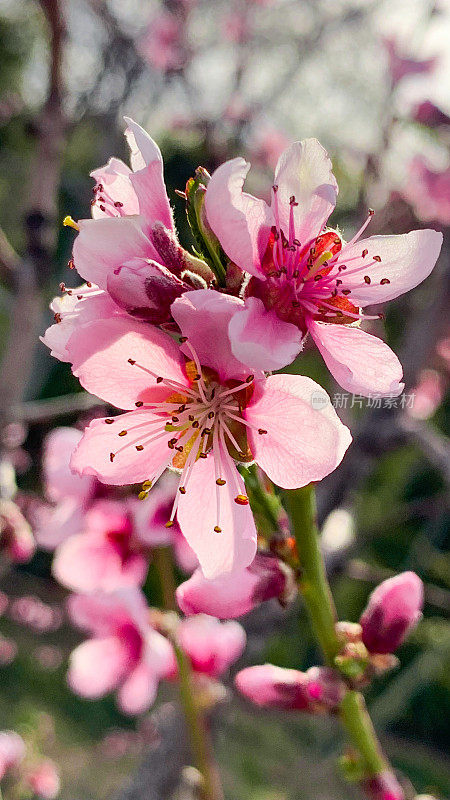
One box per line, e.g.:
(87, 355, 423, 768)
(40, 118, 440, 726)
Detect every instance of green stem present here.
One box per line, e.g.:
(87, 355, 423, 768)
(153, 546, 223, 800)
(282, 485, 389, 781)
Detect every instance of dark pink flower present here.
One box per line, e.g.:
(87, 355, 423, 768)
(413, 100, 450, 128)
(67, 590, 175, 715)
(176, 552, 289, 618)
(69, 290, 350, 578)
(360, 572, 424, 655)
(204, 141, 442, 393)
(362, 770, 405, 800)
(178, 615, 246, 677)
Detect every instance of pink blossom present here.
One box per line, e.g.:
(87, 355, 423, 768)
(0, 499, 35, 563)
(176, 552, 289, 618)
(222, 11, 250, 44)
(362, 770, 405, 800)
(138, 11, 186, 73)
(36, 429, 195, 584)
(67, 590, 175, 715)
(42, 119, 202, 364)
(407, 369, 445, 420)
(402, 157, 450, 226)
(360, 572, 424, 655)
(384, 38, 436, 87)
(178, 615, 246, 677)
(0, 730, 25, 779)
(250, 126, 292, 171)
(0, 636, 17, 665)
(204, 140, 442, 394)
(235, 664, 345, 712)
(69, 290, 351, 579)
(52, 500, 149, 593)
(26, 760, 60, 799)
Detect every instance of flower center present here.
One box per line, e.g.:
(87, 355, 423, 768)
(106, 341, 268, 532)
(248, 192, 388, 332)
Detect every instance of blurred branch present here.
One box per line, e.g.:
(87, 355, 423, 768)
(0, 225, 20, 287)
(0, 0, 67, 496)
(11, 391, 106, 423)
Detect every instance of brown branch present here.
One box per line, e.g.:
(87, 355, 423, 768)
(0, 0, 67, 496)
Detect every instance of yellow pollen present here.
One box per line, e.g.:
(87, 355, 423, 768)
(63, 215, 80, 231)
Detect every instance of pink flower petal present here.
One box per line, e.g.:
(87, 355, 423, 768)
(73, 216, 157, 289)
(228, 297, 303, 371)
(70, 411, 173, 486)
(91, 157, 139, 218)
(245, 374, 351, 489)
(42, 290, 121, 364)
(68, 636, 131, 698)
(273, 139, 338, 244)
(69, 316, 188, 409)
(67, 590, 147, 637)
(235, 664, 310, 710)
(117, 661, 158, 715)
(309, 322, 404, 397)
(43, 427, 94, 503)
(336, 229, 443, 306)
(178, 616, 246, 677)
(204, 157, 272, 277)
(176, 450, 257, 579)
(176, 553, 286, 619)
(52, 534, 147, 593)
(171, 290, 253, 382)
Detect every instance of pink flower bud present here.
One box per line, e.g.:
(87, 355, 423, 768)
(176, 553, 290, 619)
(360, 572, 423, 654)
(362, 770, 405, 800)
(107, 258, 186, 324)
(235, 664, 345, 713)
(26, 760, 60, 799)
(236, 664, 310, 710)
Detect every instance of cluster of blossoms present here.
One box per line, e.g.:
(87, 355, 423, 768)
(40, 117, 441, 795)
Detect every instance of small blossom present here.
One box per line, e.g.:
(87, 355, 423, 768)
(67, 589, 175, 715)
(360, 572, 424, 655)
(178, 616, 246, 677)
(402, 157, 450, 226)
(205, 141, 442, 394)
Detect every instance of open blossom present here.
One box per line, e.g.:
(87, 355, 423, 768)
(235, 664, 345, 713)
(204, 140, 442, 394)
(35, 427, 195, 583)
(42, 118, 212, 364)
(177, 615, 246, 677)
(360, 572, 424, 655)
(69, 290, 351, 578)
(67, 590, 175, 715)
(0, 730, 26, 779)
(176, 552, 291, 618)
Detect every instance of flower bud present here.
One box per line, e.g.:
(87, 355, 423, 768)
(362, 770, 405, 800)
(360, 572, 424, 654)
(26, 760, 60, 800)
(176, 553, 292, 619)
(177, 615, 246, 678)
(236, 664, 345, 714)
(0, 730, 26, 779)
(107, 258, 186, 324)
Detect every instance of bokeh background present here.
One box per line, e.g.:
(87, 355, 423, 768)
(0, 0, 449, 798)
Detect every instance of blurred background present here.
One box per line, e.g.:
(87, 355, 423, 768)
(0, 0, 449, 798)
